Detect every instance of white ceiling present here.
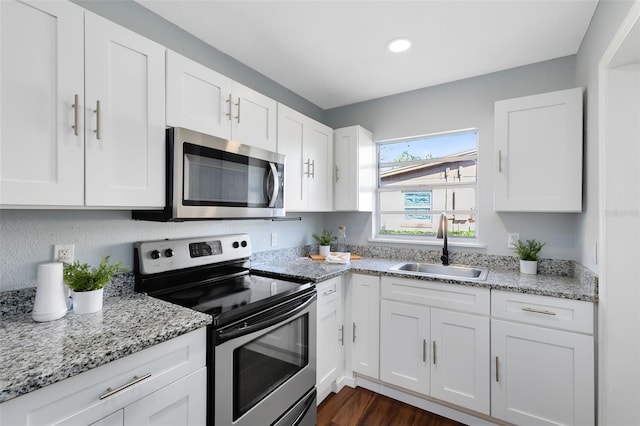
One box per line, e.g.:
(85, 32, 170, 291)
(137, 0, 598, 110)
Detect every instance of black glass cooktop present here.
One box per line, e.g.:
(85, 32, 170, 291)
(153, 273, 313, 326)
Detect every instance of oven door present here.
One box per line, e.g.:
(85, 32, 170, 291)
(214, 292, 316, 426)
(173, 127, 285, 219)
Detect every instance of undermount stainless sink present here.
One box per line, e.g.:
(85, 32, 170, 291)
(389, 261, 489, 281)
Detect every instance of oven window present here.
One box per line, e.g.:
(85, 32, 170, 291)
(233, 314, 309, 421)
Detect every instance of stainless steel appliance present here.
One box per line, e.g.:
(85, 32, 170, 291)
(134, 234, 316, 426)
(133, 127, 285, 221)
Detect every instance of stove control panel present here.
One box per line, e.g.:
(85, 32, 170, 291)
(135, 234, 252, 275)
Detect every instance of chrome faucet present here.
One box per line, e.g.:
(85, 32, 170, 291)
(437, 212, 449, 266)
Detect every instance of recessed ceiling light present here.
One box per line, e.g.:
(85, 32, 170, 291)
(387, 37, 412, 53)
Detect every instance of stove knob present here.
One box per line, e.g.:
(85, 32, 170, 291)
(150, 250, 161, 260)
(232, 241, 240, 249)
(164, 248, 174, 258)
(241, 240, 248, 248)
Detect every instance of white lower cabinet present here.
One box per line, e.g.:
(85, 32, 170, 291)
(490, 291, 595, 426)
(316, 277, 344, 403)
(350, 274, 380, 379)
(0, 329, 206, 426)
(380, 299, 490, 414)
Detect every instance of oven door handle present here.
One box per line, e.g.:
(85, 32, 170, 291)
(217, 293, 316, 342)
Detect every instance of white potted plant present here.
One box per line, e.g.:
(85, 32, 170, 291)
(312, 230, 337, 257)
(63, 256, 128, 314)
(512, 239, 546, 275)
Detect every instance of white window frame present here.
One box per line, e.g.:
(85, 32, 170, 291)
(374, 129, 479, 244)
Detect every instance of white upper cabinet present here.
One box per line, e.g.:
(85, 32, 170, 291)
(166, 50, 277, 152)
(0, 0, 84, 206)
(493, 87, 583, 212)
(166, 50, 232, 141)
(277, 104, 333, 212)
(0, 3, 165, 208)
(84, 12, 165, 208)
(333, 126, 375, 212)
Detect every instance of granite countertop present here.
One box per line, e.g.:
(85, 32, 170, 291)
(0, 293, 212, 404)
(252, 257, 597, 302)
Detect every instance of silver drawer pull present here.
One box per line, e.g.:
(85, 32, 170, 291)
(99, 373, 152, 400)
(522, 307, 557, 316)
(94, 100, 101, 140)
(72, 94, 79, 136)
(323, 288, 336, 296)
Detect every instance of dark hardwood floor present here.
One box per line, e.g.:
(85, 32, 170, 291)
(317, 387, 466, 426)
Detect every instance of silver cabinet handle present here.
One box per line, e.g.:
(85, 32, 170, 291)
(352, 323, 356, 343)
(335, 165, 340, 182)
(422, 339, 427, 363)
(522, 307, 557, 316)
(304, 159, 310, 177)
(99, 373, 151, 400)
(432, 341, 436, 365)
(322, 288, 336, 296)
(310, 159, 315, 178)
(339, 325, 344, 346)
(235, 97, 241, 123)
(72, 94, 79, 136)
(94, 100, 101, 140)
(495, 357, 499, 382)
(226, 94, 233, 122)
(498, 150, 502, 172)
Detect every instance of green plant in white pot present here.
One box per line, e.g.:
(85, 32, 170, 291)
(512, 239, 546, 274)
(63, 256, 128, 314)
(312, 230, 337, 257)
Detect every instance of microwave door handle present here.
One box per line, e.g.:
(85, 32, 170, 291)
(267, 162, 279, 207)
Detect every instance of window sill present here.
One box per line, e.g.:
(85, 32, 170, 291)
(368, 237, 488, 249)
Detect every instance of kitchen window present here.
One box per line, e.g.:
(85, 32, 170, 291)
(377, 129, 478, 241)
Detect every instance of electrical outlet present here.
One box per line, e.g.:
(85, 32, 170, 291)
(507, 233, 520, 248)
(271, 232, 278, 247)
(54, 244, 75, 263)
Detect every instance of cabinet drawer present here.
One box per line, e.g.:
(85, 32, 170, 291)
(0, 328, 206, 426)
(381, 276, 490, 315)
(491, 290, 594, 334)
(317, 277, 342, 307)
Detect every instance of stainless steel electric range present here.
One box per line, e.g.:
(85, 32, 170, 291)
(134, 234, 317, 426)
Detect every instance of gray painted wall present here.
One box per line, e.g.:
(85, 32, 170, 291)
(574, 0, 636, 273)
(325, 56, 580, 260)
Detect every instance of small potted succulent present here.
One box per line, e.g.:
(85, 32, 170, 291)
(512, 239, 546, 274)
(63, 256, 128, 314)
(312, 230, 337, 257)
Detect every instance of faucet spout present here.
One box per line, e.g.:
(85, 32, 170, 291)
(437, 212, 449, 266)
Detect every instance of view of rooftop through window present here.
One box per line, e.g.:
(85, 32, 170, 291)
(377, 130, 478, 239)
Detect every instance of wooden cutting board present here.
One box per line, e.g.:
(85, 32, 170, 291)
(309, 254, 362, 261)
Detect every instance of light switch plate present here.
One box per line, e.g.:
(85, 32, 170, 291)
(507, 233, 520, 248)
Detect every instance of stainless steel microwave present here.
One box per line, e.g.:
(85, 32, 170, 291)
(133, 127, 285, 221)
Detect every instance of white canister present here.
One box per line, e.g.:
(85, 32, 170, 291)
(32, 262, 69, 322)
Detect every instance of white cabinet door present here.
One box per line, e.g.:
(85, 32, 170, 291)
(84, 11, 165, 208)
(333, 126, 374, 212)
(125, 368, 206, 426)
(494, 87, 583, 212)
(0, 0, 84, 206)
(166, 50, 232, 139)
(231, 82, 277, 152)
(430, 308, 490, 414)
(350, 273, 379, 379)
(491, 319, 594, 426)
(91, 411, 124, 426)
(305, 121, 333, 211)
(316, 297, 343, 401)
(277, 103, 333, 212)
(380, 300, 429, 395)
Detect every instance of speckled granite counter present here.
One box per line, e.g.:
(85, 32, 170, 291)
(252, 257, 597, 302)
(0, 293, 211, 403)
